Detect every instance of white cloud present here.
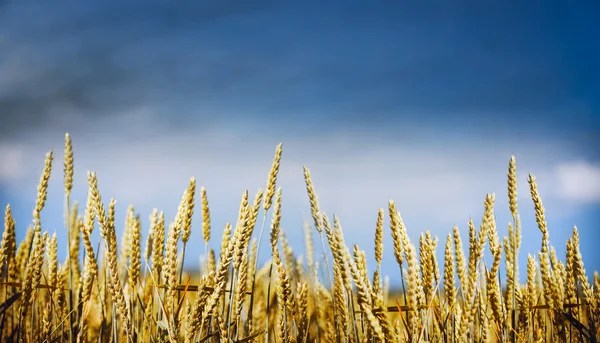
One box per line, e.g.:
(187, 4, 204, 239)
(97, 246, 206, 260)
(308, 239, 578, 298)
(554, 161, 600, 203)
(2, 109, 599, 282)
(0, 144, 25, 180)
(0, 109, 587, 234)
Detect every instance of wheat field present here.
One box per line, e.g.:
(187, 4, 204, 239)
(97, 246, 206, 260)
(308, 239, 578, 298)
(0, 133, 597, 343)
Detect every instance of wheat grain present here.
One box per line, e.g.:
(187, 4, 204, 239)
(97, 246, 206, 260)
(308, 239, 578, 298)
(1, 136, 598, 343)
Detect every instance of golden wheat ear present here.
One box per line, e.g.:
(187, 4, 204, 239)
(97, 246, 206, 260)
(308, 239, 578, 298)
(6, 135, 600, 343)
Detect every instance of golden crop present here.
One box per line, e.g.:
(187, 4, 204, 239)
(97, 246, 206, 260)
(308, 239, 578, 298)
(0, 134, 597, 342)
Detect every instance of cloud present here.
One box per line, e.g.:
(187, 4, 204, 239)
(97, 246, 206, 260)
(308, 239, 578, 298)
(0, 144, 25, 180)
(554, 161, 600, 204)
(1, 0, 598, 142)
(1, 109, 599, 280)
(0, 0, 280, 138)
(0, 110, 588, 235)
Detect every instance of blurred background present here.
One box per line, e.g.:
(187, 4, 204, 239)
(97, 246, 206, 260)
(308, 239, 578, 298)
(0, 0, 599, 286)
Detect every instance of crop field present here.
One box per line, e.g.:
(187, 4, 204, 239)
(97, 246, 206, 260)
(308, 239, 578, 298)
(0, 133, 598, 343)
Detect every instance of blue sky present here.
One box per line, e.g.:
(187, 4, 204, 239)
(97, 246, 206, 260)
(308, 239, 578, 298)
(0, 0, 599, 286)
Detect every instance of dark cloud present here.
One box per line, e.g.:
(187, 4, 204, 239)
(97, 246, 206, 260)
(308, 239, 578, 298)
(0, 0, 598, 139)
(0, 0, 279, 137)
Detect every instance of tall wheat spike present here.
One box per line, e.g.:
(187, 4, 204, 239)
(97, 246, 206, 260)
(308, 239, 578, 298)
(0, 134, 598, 343)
